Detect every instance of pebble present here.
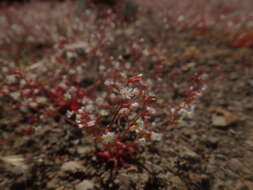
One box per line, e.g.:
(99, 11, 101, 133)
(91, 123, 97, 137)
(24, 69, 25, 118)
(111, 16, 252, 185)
(180, 146, 200, 160)
(211, 108, 240, 128)
(77, 146, 93, 155)
(204, 136, 218, 148)
(61, 161, 85, 173)
(76, 180, 94, 190)
(248, 79, 253, 87)
(212, 115, 228, 127)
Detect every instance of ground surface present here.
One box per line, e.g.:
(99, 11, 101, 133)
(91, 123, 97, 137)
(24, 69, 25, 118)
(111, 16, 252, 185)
(0, 1, 253, 190)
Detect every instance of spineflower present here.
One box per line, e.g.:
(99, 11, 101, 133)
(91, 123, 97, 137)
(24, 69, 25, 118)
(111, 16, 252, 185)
(120, 87, 138, 99)
(102, 131, 115, 144)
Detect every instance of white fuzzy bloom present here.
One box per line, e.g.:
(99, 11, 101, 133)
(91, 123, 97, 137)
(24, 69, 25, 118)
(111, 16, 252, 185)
(96, 97, 104, 105)
(151, 132, 162, 141)
(76, 114, 82, 121)
(10, 92, 21, 100)
(125, 62, 131, 69)
(138, 138, 146, 145)
(147, 106, 156, 114)
(2, 67, 8, 73)
(100, 110, 109, 116)
(20, 79, 26, 87)
(66, 51, 77, 59)
(113, 61, 120, 68)
(104, 79, 114, 86)
(86, 104, 94, 112)
(136, 118, 144, 128)
(179, 105, 195, 119)
(66, 110, 74, 118)
(102, 132, 115, 144)
(131, 118, 145, 133)
(120, 87, 137, 99)
(99, 65, 106, 71)
(64, 92, 72, 100)
(59, 82, 67, 89)
(78, 123, 85, 128)
(119, 108, 129, 114)
(177, 15, 185, 22)
(131, 102, 139, 109)
(87, 120, 95, 127)
(143, 49, 150, 56)
(6, 75, 16, 84)
(78, 107, 85, 113)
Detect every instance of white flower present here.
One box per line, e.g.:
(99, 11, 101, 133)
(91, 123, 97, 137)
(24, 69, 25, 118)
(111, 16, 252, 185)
(136, 118, 144, 128)
(102, 132, 115, 144)
(131, 118, 145, 133)
(86, 104, 94, 112)
(10, 92, 21, 100)
(119, 108, 129, 114)
(96, 97, 104, 105)
(66, 51, 77, 59)
(100, 110, 109, 116)
(143, 49, 150, 56)
(138, 138, 146, 145)
(151, 132, 162, 141)
(113, 61, 120, 68)
(131, 102, 139, 109)
(20, 79, 26, 87)
(78, 123, 85, 128)
(104, 79, 114, 86)
(59, 82, 67, 89)
(76, 114, 81, 121)
(78, 107, 85, 113)
(87, 120, 95, 127)
(99, 65, 106, 71)
(147, 106, 156, 114)
(2, 67, 8, 73)
(6, 75, 16, 84)
(64, 92, 72, 100)
(179, 105, 195, 119)
(66, 110, 74, 118)
(120, 87, 137, 99)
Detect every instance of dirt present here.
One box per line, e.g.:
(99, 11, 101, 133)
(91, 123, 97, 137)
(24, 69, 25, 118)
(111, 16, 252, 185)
(0, 1, 253, 190)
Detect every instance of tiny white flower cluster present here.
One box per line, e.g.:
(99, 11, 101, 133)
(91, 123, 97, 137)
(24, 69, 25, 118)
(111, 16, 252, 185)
(104, 79, 114, 86)
(102, 131, 115, 144)
(120, 87, 139, 99)
(146, 106, 156, 115)
(74, 107, 96, 129)
(130, 118, 145, 133)
(6, 75, 17, 84)
(150, 132, 163, 141)
(178, 104, 195, 119)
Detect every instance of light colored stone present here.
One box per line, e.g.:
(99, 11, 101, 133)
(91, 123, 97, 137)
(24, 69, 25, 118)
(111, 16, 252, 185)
(212, 115, 227, 127)
(61, 161, 84, 173)
(76, 180, 94, 190)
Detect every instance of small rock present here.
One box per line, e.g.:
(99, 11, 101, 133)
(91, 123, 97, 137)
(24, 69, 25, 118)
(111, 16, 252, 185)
(0, 155, 29, 175)
(248, 79, 253, 87)
(61, 161, 85, 173)
(212, 115, 227, 127)
(169, 175, 187, 190)
(76, 180, 94, 190)
(47, 178, 58, 189)
(235, 180, 253, 190)
(36, 96, 47, 104)
(204, 136, 218, 148)
(180, 147, 200, 160)
(77, 146, 93, 155)
(228, 158, 243, 172)
(211, 107, 240, 127)
(229, 73, 239, 80)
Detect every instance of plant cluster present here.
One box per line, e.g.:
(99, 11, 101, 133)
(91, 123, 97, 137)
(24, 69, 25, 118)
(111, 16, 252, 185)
(0, 0, 228, 169)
